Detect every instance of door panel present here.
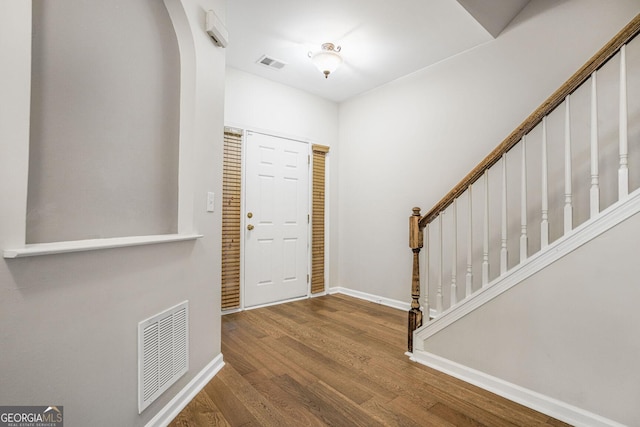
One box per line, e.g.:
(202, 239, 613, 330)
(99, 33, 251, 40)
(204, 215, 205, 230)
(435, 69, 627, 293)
(244, 132, 309, 307)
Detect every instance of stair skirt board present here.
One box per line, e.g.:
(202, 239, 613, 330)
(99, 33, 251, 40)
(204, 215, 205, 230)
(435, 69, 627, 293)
(415, 187, 640, 344)
(410, 351, 625, 427)
(145, 354, 225, 427)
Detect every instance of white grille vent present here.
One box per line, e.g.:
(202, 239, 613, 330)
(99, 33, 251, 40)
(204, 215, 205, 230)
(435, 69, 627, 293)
(138, 301, 189, 413)
(256, 55, 286, 70)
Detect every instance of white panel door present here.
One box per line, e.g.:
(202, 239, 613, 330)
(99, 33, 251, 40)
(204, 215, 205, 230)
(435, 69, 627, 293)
(244, 131, 309, 307)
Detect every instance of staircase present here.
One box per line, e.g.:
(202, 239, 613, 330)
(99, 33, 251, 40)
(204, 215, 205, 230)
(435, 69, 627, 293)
(407, 15, 640, 427)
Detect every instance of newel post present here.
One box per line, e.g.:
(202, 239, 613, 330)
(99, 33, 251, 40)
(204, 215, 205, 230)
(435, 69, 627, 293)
(408, 207, 424, 353)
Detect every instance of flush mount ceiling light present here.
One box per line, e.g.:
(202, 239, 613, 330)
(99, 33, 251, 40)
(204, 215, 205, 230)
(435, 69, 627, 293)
(308, 43, 342, 79)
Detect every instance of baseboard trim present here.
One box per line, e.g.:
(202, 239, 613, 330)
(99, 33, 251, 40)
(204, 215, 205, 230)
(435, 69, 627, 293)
(411, 350, 625, 427)
(145, 353, 225, 427)
(328, 286, 409, 311)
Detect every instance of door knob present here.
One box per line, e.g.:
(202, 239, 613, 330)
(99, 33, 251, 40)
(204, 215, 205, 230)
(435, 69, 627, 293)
(247, 224, 254, 231)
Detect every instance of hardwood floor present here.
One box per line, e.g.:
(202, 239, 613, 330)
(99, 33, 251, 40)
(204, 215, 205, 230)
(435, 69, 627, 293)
(170, 294, 571, 426)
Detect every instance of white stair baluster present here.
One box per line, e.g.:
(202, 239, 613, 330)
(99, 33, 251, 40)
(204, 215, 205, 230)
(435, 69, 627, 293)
(451, 201, 458, 306)
(590, 71, 600, 218)
(465, 186, 473, 298)
(541, 117, 549, 248)
(437, 213, 443, 314)
(423, 223, 430, 319)
(619, 44, 629, 199)
(482, 170, 490, 286)
(500, 154, 508, 275)
(520, 136, 528, 263)
(564, 95, 573, 234)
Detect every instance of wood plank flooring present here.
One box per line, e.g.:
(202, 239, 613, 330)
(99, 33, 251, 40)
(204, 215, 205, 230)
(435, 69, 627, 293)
(170, 294, 571, 426)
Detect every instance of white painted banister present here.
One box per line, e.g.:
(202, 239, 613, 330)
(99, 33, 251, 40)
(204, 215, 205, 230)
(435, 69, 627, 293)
(409, 17, 640, 336)
(590, 71, 600, 218)
(466, 187, 473, 298)
(619, 44, 629, 199)
(564, 95, 573, 233)
(424, 223, 430, 317)
(520, 137, 528, 263)
(541, 117, 549, 248)
(437, 214, 443, 314)
(482, 170, 489, 286)
(500, 154, 508, 275)
(451, 201, 458, 306)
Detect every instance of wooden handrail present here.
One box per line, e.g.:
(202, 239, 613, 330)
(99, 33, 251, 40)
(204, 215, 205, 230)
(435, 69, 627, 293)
(419, 13, 640, 228)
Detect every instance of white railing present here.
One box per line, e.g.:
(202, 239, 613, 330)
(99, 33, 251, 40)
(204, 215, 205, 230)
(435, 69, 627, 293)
(407, 15, 640, 351)
(423, 33, 638, 320)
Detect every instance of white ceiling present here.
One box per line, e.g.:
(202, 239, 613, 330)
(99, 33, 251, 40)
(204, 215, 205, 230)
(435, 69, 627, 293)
(225, 0, 530, 103)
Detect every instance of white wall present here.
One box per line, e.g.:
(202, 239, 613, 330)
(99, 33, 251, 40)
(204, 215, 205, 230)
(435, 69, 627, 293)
(27, 0, 181, 243)
(0, 0, 225, 425)
(337, 0, 640, 303)
(421, 210, 640, 426)
(224, 67, 340, 287)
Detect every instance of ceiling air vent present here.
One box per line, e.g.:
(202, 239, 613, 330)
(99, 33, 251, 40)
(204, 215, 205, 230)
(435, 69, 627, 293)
(257, 55, 287, 70)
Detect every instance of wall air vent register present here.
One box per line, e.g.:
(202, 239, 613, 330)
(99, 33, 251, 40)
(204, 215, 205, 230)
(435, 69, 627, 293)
(138, 301, 189, 413)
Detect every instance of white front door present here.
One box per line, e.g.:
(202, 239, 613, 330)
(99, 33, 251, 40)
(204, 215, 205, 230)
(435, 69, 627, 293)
(244, 131, 309, 308)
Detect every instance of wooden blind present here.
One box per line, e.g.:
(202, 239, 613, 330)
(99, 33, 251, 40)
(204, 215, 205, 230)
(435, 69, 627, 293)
(221, 128, 242, 310)
(311, 144, 330, 294)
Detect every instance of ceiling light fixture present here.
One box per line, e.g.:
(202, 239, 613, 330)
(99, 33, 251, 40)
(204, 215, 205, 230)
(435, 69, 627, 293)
(308, 43, 342, 79)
